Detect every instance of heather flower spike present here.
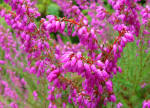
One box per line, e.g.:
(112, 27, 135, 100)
(0, 0, 149, 107)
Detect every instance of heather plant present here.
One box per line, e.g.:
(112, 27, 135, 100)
(0, 0, 149, 108)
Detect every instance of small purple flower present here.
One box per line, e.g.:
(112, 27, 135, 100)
(125, 32, 134, 42)
(141, 83, 147, 88)
(77, 60, 83, 69)
(143, 100, 150, 108)
(109, 94, 116, 102)
(0, 60, 5, 65)
(105, 80, 113, 93)
(117, 102, 123, 108)
(63, 103, 66, 108)
(96, 6, 106, 20)
(60, 22, 65, 32)
(71, 57, 76, 66)
(33, 91, 38, 100)
(10, 102, 18, 108)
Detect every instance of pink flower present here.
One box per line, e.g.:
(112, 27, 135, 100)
(0, 60, 5, 65)
(117, 102, 123, 108)
(33, 91, 38, 100)
(143, 100, 150, 108)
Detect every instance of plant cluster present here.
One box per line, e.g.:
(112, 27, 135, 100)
(0, 0, 149, 108)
